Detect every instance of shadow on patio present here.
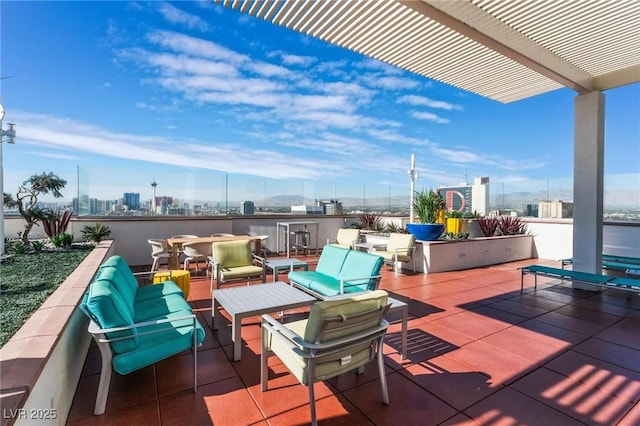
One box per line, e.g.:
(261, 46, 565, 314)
(66, 258, 640, 425)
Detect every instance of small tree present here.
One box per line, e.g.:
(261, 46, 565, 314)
(3, 172, 67, 246)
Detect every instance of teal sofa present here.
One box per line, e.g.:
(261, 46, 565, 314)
(80, 255, 205, 415)
(288, 245, 383, 298)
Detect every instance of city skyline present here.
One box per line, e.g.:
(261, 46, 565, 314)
(1, 1, 638, 203)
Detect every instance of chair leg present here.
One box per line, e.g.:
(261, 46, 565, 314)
(94, 340, 114, 415)
(151, 257, 159, 273)
(193, 317, 198, 393)
(261, 325, 269, 391)
(377, 338, 389, 405)
(307, 363, 318, 426)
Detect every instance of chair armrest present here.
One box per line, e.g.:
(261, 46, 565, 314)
(339, 275, 382, 293)
(89, 313, 197, 337)
(262, 314, 307, 346)
(262, 314, 390, 358)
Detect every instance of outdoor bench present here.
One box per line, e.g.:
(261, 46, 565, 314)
(520, 264, 640, 295)
(288, 245, 383, 299)
(561, 254, 640, 275)
(80, 255, 205, 415)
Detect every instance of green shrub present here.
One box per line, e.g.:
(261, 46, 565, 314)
(51, 233, 74, 248)
(31, 240, 46, 253)
(383, 222, 404, 233)
(0, 249, 91, 347)
(10, 241, 27, 254)
(82, 223, 111, 243)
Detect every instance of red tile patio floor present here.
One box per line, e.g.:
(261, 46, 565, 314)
(67, 256, 640, 425)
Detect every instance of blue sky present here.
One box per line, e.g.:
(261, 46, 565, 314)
(1, 1, 638, 203)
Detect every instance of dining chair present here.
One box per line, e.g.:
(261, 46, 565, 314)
(147, 239, 172, 272)
(182, 241, 212, 274)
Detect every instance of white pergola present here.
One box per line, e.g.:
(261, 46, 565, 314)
(216, 0, 640, 281)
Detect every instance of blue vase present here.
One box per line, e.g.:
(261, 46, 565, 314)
(406, 223, 445, 241)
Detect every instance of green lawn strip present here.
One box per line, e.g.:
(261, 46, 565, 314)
(0, 249, 91, 347)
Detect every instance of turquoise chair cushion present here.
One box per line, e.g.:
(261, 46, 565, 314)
(338, 250, 383, 291)
(100, 255, 139, 299)
(82, 279, 138, 353)
(315, 245, 349, 277)
(112, 315, 206, 375)
(99, 257, 183, 302)
(135, 281, 183, 301)
(94, 267, 136, 315)
(133, 294, 193, 322)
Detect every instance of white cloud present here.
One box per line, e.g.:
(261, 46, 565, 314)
(27, 151, 80, 161)
(146, 30, 248, 64)
(431, 147, 480, 163)
(411, 111, 450, 124)
(362, 75, 419, 90)
(158, 2, 209, 32)
(268, 50, 317, 67)
(12, 112, 336, 180)
(398, 95, 463, 111)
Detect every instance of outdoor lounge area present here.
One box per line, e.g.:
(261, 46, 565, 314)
(64, 252, 640, 425)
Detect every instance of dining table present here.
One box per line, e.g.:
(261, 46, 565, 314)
(166, 235, 264, 270)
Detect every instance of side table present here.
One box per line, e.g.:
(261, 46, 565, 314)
(153, 270, 191, 299)
(265, 258, 308, 281)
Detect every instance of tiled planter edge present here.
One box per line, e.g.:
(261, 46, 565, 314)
(0, 240, 114, 426)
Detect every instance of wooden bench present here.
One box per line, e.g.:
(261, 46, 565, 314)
(520, 264, 640, 295)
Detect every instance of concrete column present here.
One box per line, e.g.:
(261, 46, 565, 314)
(572, 91, 605, 290)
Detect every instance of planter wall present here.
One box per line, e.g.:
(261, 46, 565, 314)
(0, 241, 114, 426)
(414, 234, 534, 273)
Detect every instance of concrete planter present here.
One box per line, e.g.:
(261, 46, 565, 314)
(0, 241, 114, 425)
(414, 234, 534, 273)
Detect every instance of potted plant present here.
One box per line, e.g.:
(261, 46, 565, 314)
(446, 210, 463, 234)
(407, 189, 446, 241)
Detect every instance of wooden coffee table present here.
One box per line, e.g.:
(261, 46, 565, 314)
(212, 281, 317, 361)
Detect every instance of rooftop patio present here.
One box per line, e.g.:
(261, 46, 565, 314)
(66, 254, 640, 425)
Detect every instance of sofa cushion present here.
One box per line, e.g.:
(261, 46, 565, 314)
(82, 279, 138, 353)
(338, 250, 383, 291)
(315, 245, 350, 277)
(100, 255, 139, 300)
(99, 258, 183, 302)
(304, 290, 388, 343)
(133, 294, 193, 322)
(94, 267, 136, 315)
(112, 315, 206, 375)
(219, 265, 264, 280)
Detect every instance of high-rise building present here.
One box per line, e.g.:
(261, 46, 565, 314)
(123, 192, 140, 210)
(240, 201, 255, 215)
(438, 177, 490, 216)
(315, 199, 343, 215)
(538, 200, 573, 218)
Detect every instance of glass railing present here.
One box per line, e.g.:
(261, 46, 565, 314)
(3, 165, 639, 221)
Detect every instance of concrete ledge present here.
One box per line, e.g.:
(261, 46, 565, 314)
(0, 240, 114, 426)
(416, 234, 534, 273)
